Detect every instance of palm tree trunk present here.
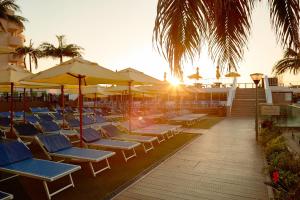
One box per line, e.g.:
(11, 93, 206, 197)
(29, 55, 32, 72)
(60, 55, 63, 64)
(23, 56, 26, 69)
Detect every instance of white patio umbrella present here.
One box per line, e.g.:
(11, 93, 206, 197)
(24, 57, 127, 146)
(115, 68, 162, 132)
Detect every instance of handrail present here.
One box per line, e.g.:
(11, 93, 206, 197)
(264, 75, 273, 104)
(226, 77, 237, 114)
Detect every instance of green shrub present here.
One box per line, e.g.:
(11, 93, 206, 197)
(265, 136, 287, 160)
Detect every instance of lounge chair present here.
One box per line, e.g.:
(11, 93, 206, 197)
(81, 128, 140, 162)
(36, 113, 54, 121)
(13, 123, 42, 140)
(35, 133, 115, 177)
(25, 115, 39, 124)
(38, 120, 79, 143)
(131, 128, 169, 143)
(0, 191, 13, 200)
(101, 124, 158, 153)
(0, 138, 80, 200)
(90, 115, 110, 130)
(0, 117, 10, 131)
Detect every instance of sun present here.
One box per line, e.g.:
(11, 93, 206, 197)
(169, 76, 181, 86)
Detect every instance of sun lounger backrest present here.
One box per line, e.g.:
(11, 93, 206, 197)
(0, 112, 10, 118)
(14, 123, 41, 136)
(25, 115, 39, 124)
(38, 134, 72, 153)
(96, 115, 106, 123)
(52, 112, 63, 120)
(82, 128, 101, 143)
(66, 118, 80, 127)
(83, 116, 94, 125)
(101, 125, 122, 137)
(0, 139, 32, 166)
(39, 120, 60, 132)
(40, 107, 50, 112)
(37, 113, 53, 121)
(14, 111, 24, 118)
(0, 117, 10, 127)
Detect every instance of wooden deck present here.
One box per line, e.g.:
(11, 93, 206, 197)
(114, 118, 269, 200)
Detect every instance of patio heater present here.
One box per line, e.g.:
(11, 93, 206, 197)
(250, 73, 263, 142)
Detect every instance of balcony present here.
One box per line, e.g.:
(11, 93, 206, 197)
(8, 35, 23, 47)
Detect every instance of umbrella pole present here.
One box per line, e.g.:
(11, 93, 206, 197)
(128, 82, 132, 133)
(94, 93, 96, 116)
(10, 82, 14, 135)
(23, 88, 26, 123)
(78, 76, 83, 147)
(61, 85, 65, 128)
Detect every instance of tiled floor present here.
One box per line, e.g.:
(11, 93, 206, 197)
(113, 118, 269, 200)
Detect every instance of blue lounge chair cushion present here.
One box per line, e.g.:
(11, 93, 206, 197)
(52, 112, 63, 120)
(25, 115, 39, 124)
(96, 116, 106, 123)
(83, 116, 94, 125)
(14, 123, 41, 136)
(67, 118, 80, 127)
(0, 158, 80, 182)
(39, 120, 60, 132)
(38, 134, 72, 153)
(14, 111, 24, 118)
(0, 117, 10, 127)
(0, 139, 33, 166)
(37, 114, 53, 121)
(82, 128, 101, 143)
(0, 112, 10, 118)
(55, 147, 114, 162)
(101, 124, 122, 137)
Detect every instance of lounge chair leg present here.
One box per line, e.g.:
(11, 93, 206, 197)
(89, 158, 111, 177)
(157, 135, 165, 143)
(43, 174, 75, 200)
(122, 148, 137, 162)
(142, 142, 154, 153)
(166, 131, 174, 139)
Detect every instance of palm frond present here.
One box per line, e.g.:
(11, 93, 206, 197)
(273, 47, 300, 75)
(208, 0, 254, 72)
(268, 0, 300, 49)
(273, 56, 300, 75)
(284, 48, 298, 57)
(153, 0, 209, 78)
(7, 14, 27, 28)
(0, 0, 20, 12)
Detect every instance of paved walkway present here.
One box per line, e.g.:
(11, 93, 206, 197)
(113, 118, 269, 200)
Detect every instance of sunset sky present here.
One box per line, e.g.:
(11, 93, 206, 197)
(18, 0, 299, 84)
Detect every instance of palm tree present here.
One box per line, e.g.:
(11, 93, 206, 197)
(0, 0, 27, 31)
(39, 35, 83, 64)
(273, 48, 300, 75)
(153, 0, 300, 78)
(14, 39, 40, 72)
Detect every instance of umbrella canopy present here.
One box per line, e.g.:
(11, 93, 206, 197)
(0, 65, 33, 134)
(24, 57, 127, 146)
(188, 67, 202, 80)
(25, 57, 126, 84)
(115, 68, 162, 85)
(105, 85, 146, 94)
(225, 72, 240, 78)
(115, 68, 162, 132)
